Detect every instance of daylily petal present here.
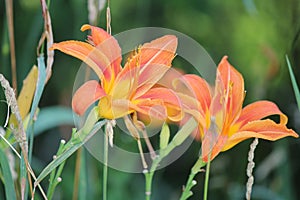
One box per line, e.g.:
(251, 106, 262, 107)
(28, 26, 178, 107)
(222, 119, 299, 151)
(134, 64, 170, 98)
(134, 104, 167, 122)
(72, 80, 106, 115)
(202, 134, 228, 162)
(137, 35, 177, 89)
(81, 24, 110, 46)
(175, 92, 210, 140)
(98, 96, 134, 119)
(176, 93, 201, 118)
(181, 74, 211, 121)
(51, 41, 110, 80)
(114, 35, 178, 98)
(110, 64, 139, 99)
(211, 56, 245, 126)
(237, 100, 288, 126)
(135, 87, 182, 121)
(81, 24, 122, 85)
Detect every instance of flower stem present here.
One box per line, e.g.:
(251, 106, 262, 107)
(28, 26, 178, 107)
(203, 155, 211, 200)
(103, 124, 109, 200)
(144, 156, 161, 200)
(180, 158, 206, 200)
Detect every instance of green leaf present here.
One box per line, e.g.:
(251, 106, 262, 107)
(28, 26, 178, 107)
(27, 55, 47, 160)
(159, 123, 170, 150)
(35, 108, 105, 184)
(0, 148, 17, 200)
(23, 55, 47, 198)
(34, 106, 74, 136)
(30, 55, 46, 121)
(286, 55, 300, 110)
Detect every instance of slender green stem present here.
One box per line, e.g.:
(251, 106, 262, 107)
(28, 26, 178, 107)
(103, 124, 109, 200)
(203, 155, 211, 200)
(145, 157, 161, 200)
(180, 158, 206, 200)
(72, 147, 82, 200)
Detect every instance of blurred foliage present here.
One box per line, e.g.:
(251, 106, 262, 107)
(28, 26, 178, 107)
(0, 0, 300, 199)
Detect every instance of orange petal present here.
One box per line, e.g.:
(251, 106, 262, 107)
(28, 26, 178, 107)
(51, 41, 110, 80)
(81, 24, 110, 46)
(181, 74, 211, 116)
(137, 35, 177, 88)
(211, 56, 245, 125)
(222, 119, 299, 151)
(133, 104, 167, 122)
(72, 80, 106, 115)
(116, 35, 178, 98)
(201, 133, 228, 162)
(81, 24, 122, 83)
(98, 96, 134, 119)
(110, 65, 139, 99)
(237, 100, 288, 126)
(135, 87, 183, 121)
(134, 64, 170, 98)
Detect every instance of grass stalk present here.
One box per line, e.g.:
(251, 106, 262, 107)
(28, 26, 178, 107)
(5, 0, 17, 94)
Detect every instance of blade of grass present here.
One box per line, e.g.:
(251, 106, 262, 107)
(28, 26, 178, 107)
(22, 55, 46, 198)
(286, 55, 300, 110)
(28, 55, 46, 161)
(20, 155, 28, 199)
(0, 148, 17, 200)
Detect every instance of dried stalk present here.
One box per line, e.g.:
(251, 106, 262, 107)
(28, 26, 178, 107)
(246, 138, 259, 200)
(5, 0, 17, 94)
(39, 0, 54, 84)
(106, 1, 111, 35)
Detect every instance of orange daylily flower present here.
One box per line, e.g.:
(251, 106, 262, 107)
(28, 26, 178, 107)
(51, 24, 182, 122)
(181, 56, 298, 162)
